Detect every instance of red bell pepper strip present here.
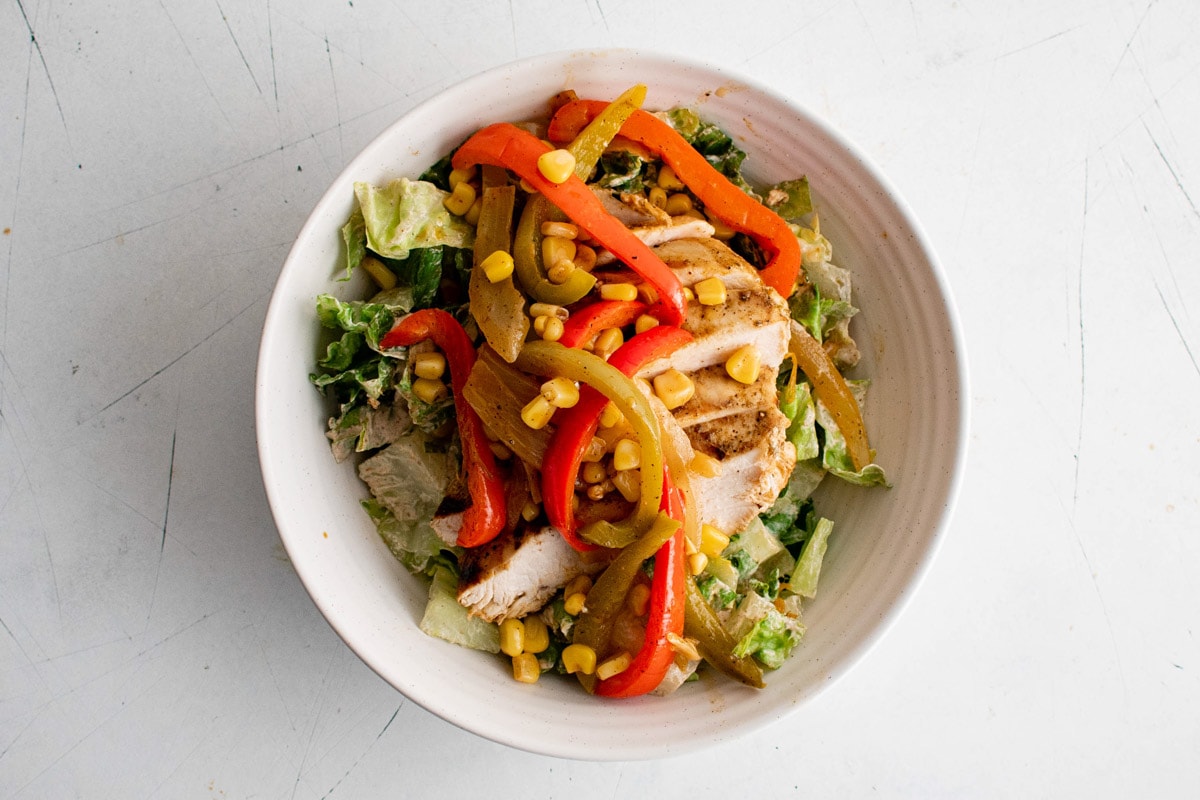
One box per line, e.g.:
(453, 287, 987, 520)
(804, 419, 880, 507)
(379, 309, 506, 547)
(548, 101, 803, 299)
(557, 299, 647, 349)
(595, 472, 687, 698)
(450, 123, 687, 326)
(541, 325, 692, 551)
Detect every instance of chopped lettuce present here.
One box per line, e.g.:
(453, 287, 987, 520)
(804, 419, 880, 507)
(766, 177, 813, 221)
(660, 107, 754, 194)
(357, 432, 453, 526)
(421, 566, 500, 653)
(326, 402, 413, 462)
(790, 283, 857, 344)
(696, 573, 739, 610)
(593, 150, 650, 193)
(311, 293, 413, 411)
(815, 381, 891, 487)
(362, 497, 451, 576)
(354, 178, 474, 261)
(791, 517, 834, 599)
(729, 591, 805, 669)
(778, 376, 820, 462)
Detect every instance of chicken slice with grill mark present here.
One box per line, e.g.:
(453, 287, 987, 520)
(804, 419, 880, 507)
(670, 364, 780, 428)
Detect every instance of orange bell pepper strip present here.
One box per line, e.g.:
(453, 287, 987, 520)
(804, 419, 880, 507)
(450, 123, 687, 326)
(595, 472, 686, 698)
(541, 325, 693, 551)
(380, 309, 506, 547)
(548, 100, 803, 299)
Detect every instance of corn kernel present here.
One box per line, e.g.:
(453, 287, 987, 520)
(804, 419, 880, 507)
(562, 643, 597, 675)
(725, 345, 760, 385)
(464, 197, 483, 226)
(626, 583, 651, 617)
(563, 592, 587, 617)
(447, 165, 476, 190)
(443, 181, 476, 216)
(573, 243, 597, 272)
(652, 369, 695, 410)
(540, 220, 578, 239)
(540, 376, 580, 409)
(634, 314, 660, 334)
(521, 500, 540, 522)
(586, 484, 607, 501)
(599, 401, 624, 429)
(522, 616, 550, 654)
(689, 451, 723, 478)
(666, 632, 701, 663)
(537, 149, 576, 184)
(664, 193, 693, 216)
(688, 552, 709, 576)
(681, 286, 695, 302)
(411, 351, 446, 380)
(540, 315, 564, 342)
(596, 651, 633, 681)
(521, 395, 556, 429)
(648, 186, 668, 209)
(657, 164, 685, 191)
(565, 575, 593, 598)
(706, 213, 736, 240)
(361, 256, 397, 290)
(548, 260, 576, 284)
(612, 438, 641, 472)
(581, 436, 606, 463)
(599, 282, 638, 302)
(529, 302, 569, 320)
(512, 652, 540, 683)
(694, 276, 727, 306)
(582, 461, 608, 485)
(593, 327, 624, 360)
(480, 250, 515, 283)
(412, 377, 448, 404)
(636, 284, 659, 305)
(700, 524, 731, 557)
(611, 468, 641, 503)
(542, 235, 577, 270)
(500, 618, 525, 656)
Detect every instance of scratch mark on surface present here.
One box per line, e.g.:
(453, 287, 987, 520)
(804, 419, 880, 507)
(1110, 0, 1156, 78)
(325, 35, 344, 164)
(1073, 159, 1088, 511)
(592, 0, 612, 34)
(1144, 121, 1200, 221)
(1151, 276, 1200, 379)
(996, 26, 1080, 60)
(268, 0, 280, 109)
(508, 0, 518, 56)
(161, 429, 177, 554)
(83, 290, 267, 423)
(214, 0, 262, 93)
(290, 646, 342, 799)
(319, 704, 403, 799)
(3, 8, 35, 355)
(157, 0, 235, 130)
(14, 0, 70, 139)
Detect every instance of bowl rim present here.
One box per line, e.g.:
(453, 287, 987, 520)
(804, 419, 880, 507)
(255, 46, 970, 759)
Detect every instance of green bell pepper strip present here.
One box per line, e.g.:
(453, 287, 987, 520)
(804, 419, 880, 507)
(541, 325, 693, 551)
(512, 194, 597, 305)
(379, 309, 506, 547)
(451, 123, 687, 326)
(684, 575, 766, 688)
(513, 340, 663, 548)
(572, 510, 680, 694)
(595, 475, 687, 698)
(565, 83, 647, 180)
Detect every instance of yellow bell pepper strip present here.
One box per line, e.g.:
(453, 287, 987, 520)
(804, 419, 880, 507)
(542, 325, 693, 551)
(469, 184, 528, 363)
(514, 340, 664, 548)
(788, 322, 871, 471)
(684, 575, 765, 688)
(595, 474, 686, 698)
(572, 510, 680, 694)
(380, 310, 506, 547)
(512, 194, 597, 305)
(557, 299, 647, 349)
(565, 84, 648, 180)
(548, 100, 803, 299)
(451, 123, 687, 326)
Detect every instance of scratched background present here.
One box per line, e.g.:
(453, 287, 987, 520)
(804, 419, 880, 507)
(2, 0, 1198, 797)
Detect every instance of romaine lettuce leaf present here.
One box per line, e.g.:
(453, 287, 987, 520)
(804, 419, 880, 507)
(790, 517, 834, 599)
(815, 381, 891, 487)
(421, 566, 500, 653)
(729, 591, 805, 669)
(766, 177, 813, 221)
(357, 433, 453, 529)
(354, 178, 474, 261)
(362, 497, 450, 576)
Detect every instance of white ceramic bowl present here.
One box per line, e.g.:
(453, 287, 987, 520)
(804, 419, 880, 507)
(256, 49, 968, 760)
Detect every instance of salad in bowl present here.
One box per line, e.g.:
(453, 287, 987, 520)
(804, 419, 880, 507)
(309, 84, 889, 698)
